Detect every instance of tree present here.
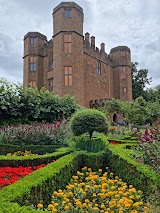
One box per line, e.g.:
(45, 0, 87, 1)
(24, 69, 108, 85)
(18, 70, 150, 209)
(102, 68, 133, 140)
(70, 109, 108, 139)
(132, 62, 152, 99)
(143, 84, 160, 102)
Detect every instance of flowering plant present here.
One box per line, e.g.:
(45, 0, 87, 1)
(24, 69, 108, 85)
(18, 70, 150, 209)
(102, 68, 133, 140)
(37, 167, 150, 212)
(0, 160, 55, 189)
(0, 121, 69, 146)
(110, 141, 120, 145)
(137, 118, 160, 173)
(6, 150, 38, 156)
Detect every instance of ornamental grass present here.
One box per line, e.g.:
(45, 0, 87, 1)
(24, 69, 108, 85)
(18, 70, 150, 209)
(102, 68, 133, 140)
(37, 167, 150, 213)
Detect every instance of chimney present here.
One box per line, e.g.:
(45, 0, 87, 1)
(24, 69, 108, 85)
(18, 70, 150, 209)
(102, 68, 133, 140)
(85, 32, 90, 43)
(101, 43, 105, 52)
(91, 36, 95, 48)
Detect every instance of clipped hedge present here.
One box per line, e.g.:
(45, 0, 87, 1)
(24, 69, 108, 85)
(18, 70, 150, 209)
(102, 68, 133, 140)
(0, 148, 160, 212)
(0, 153, 79, 205)
(104, 144, 160, 200)
(0, 143, 64, 155)
(107, 136, 138, 144)
(0, 202, 50, 213)
(0, 148, 72, 167)
(0, 151, 106, 211)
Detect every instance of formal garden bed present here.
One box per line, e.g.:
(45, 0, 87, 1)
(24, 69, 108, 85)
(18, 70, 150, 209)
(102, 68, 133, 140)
(0, 80, 160, 212)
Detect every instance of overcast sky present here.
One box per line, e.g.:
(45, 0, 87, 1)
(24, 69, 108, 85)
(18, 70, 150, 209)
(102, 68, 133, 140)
(0, 0, 160, 88)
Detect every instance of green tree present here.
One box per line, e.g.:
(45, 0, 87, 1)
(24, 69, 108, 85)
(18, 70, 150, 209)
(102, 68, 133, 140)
(132, 62, 152, 99)
(144, 84, 160, 102)
(70, 109, 108, 139)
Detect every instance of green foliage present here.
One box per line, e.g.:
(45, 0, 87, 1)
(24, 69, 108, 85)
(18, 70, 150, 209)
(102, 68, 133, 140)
(132, 62, 152, 100)
(0, 150, 160, 210)
(70, 109, 108, 139)
(0, 78, 79, 125)
(71, 134, 108, 152)
(0, 121, 70, 146)
(105, 144, 160, 201)
(0, 153, 79, 206)
(0, 147, 72, 167)
(101, 97, 160, 125)
(135, 118, 160, 173)
(104, 98, 122, 114)
(0, 143, 60, 155)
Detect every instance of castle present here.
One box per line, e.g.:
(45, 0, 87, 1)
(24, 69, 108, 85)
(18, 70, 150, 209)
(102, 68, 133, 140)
(23, 2, 132, 107)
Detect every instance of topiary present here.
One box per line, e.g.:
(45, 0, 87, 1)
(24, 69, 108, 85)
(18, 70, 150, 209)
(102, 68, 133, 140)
(70, 109, 108, 139)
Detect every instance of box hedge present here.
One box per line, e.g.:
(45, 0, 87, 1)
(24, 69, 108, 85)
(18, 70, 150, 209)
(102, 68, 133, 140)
(0, 147, 72, 167)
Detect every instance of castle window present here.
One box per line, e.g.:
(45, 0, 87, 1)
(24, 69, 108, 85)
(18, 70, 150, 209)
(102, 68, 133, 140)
(64, 9, 72, 17)
(123, 87, 127, 93)
(121, 66, 126, 79)
(64, 34, 72, 53)
(97, 61, 101, 75)
(48, 52, 53, 71)
(30, 56, 36, 72)
(120, 51, 125, 56)
(64, 66, 72, 86)
(30, 37, 36, 45)
(48, 78, 54, 92)
(28, 81, 36, 87)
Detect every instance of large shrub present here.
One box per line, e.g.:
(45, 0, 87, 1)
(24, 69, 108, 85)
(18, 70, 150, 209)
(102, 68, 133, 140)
(0, 121, 70, 146)
(70, 109, 108, 139)
(0, 78, 79, 125)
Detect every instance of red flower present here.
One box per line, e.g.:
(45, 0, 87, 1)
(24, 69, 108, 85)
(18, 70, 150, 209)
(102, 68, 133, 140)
(0, 160, 55, 189)
(110, 141, 120, 145)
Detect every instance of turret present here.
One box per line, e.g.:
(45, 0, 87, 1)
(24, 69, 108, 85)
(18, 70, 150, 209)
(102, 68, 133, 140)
(23, 32, 47, 89)
(52, 2, 85, 105)
(110, 46, 132, 101)
(53, 2, 83, 36)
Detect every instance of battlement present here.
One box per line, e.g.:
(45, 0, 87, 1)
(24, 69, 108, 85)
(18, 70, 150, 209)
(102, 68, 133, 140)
(24, 32, 47, 41)
(110, 46, 130, 54)
(84, 32, 111, 64)
(53, 2, 83, 14)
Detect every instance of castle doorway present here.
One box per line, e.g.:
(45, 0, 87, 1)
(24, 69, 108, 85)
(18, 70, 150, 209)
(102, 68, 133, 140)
(113, 113, 118, 124)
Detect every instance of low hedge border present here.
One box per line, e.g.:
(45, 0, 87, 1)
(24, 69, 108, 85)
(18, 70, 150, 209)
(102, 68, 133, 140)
(0, 151, 106, 211)
(107, 136, 138, 144)
(105, 144, 160, 200)
(0, 143, 64, 155)
(0, 202, 50, 213)
(0, 147, 73, 167)
(0, 153, 80, 205)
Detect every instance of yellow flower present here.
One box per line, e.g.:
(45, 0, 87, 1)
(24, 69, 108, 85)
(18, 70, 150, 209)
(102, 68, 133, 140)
(98, 169, 102, 173)
(37, 203, 43, 209)
(125, 203, 131, 208)
(85, 199, 90, 203)
(109, 201, 116, 208)
(101, 203, 105, 209)
(100, 193, 106, 199)
(52, 208, 57, 212)
(64, 205, 69, 211)
(92, 207, 99, 211)
(68, 191, 73, 197)
(48, 204, 54, 210)
(76, 201, 82, 207)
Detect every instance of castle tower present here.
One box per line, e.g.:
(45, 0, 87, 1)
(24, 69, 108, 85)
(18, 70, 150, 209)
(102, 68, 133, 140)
(52, 2, 84, 105)
(110, 46, 132, 101)
(23, 32, 47, 89)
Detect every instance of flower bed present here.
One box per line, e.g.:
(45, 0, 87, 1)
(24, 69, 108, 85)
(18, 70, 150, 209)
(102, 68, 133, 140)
(0, 161, 55, 189)
(38, 167, 150, 213)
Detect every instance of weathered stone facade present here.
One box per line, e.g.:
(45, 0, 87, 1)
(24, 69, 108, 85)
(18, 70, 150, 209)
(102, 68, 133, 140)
(23, 2, 132, 107)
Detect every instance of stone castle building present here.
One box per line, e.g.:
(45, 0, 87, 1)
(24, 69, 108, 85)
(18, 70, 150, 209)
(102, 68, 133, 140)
(23, 2, 132, 107)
